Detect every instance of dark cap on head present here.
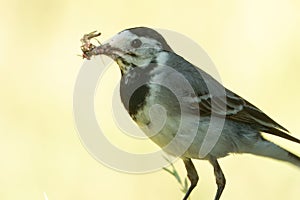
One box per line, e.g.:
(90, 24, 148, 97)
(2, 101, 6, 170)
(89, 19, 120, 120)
(126, 27, 173, 52)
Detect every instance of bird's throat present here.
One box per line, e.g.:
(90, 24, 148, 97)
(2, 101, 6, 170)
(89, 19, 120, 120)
(116, 58, 132, 75)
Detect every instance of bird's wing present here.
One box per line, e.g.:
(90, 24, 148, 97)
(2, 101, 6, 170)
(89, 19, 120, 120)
(167, 52, 300, 143)
(191, 73, 300, 143)
(197, 90, 300, 143)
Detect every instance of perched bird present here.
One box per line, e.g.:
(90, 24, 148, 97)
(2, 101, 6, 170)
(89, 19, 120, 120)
(82, 27, 300, 200)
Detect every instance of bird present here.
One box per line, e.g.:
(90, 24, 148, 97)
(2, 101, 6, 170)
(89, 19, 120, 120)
(81, 27, 300, 200)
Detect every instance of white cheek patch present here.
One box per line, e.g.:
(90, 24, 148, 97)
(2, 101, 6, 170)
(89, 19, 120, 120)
(140, 37, 161, 47)
(109, 30, 136, 49)
(109, 30, 162, 53)
(107, 31, 166, 68)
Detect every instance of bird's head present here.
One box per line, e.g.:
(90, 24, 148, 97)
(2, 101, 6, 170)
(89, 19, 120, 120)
(97, 27, 173, 74)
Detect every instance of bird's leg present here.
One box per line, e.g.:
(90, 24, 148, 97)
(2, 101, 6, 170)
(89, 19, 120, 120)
(209, 157, 226, 200)
(182, 158, 199, 200)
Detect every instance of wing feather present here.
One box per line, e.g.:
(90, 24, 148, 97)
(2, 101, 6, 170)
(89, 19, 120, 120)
(166, 51, 299, 143)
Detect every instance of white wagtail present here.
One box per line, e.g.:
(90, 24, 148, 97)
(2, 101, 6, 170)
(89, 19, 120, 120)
(81, 27, 300, 200)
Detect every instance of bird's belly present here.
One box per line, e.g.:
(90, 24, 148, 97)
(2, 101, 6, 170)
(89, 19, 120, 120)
(134, 107, 229, 159)
(134, 108, 244, 159)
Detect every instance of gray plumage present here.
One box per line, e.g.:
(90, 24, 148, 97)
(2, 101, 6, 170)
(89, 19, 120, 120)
(85, 27, 300, 200)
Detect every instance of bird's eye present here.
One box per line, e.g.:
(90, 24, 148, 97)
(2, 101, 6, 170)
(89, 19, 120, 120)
(131, 39, 142, 48)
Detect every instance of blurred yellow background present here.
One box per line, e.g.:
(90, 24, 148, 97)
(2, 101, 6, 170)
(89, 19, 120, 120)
(1, 0, 300, 199)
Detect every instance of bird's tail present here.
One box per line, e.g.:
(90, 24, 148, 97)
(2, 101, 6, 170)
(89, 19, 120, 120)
(246, 138, 300, 168)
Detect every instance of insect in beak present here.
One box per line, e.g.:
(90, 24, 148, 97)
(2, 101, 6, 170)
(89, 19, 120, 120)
(80, 31, 101, 60)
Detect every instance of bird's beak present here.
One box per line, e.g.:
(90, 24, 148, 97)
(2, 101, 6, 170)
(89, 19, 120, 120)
(80, 31, 125, 60)
(88, 42, 124, 61)
(81, 42, 112, 60)
(93, 43, 112, 55)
